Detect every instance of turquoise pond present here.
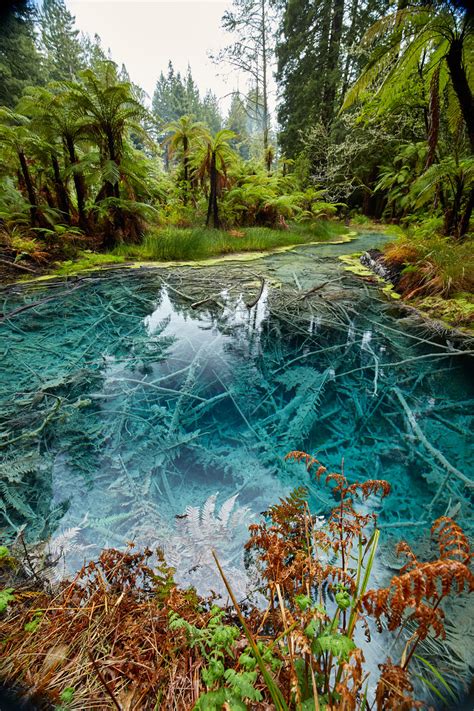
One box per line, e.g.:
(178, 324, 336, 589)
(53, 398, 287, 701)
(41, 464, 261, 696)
(0, 234, 474, 604)
(0, 234, 472, 603)
(1, 233, 473, 700)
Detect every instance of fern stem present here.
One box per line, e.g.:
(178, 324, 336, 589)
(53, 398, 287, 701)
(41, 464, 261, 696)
(212, 549, 289, 711)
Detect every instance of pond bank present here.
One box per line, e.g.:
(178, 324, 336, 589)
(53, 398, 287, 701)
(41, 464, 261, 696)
(339, 245, 474, 338)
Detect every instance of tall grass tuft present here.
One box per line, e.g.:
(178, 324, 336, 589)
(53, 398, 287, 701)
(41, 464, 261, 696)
(112, 221, 347, 263)
(385, 229, 474, 298)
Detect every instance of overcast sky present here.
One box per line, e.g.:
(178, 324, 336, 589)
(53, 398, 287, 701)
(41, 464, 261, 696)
(65, 0, 253, 113)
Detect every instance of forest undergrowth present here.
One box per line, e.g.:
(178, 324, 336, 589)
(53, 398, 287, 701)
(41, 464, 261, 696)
(1, 452, 472, 711)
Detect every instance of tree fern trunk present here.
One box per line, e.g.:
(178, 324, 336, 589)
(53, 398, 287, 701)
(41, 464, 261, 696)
(183, 135, 189, 206)
(51, 153, 70, 222)
(446, 35, 474, 154)
(206, 151, 220, 228)
(18, 151, 38, 227)
(458, 187, 473, 239)
(65, 136, 88, 231)
(425, 66, 440, 169)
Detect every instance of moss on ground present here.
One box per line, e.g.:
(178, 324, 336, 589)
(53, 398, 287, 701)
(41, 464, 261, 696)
(413, 292, 474, 334)
(339, 253, 401, 299)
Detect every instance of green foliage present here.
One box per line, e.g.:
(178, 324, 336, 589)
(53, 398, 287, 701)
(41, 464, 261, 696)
(39, 0, 85, 81)
(59, 686, 75, 706)
(312, 630, 356, 660)
(0, 588, 15, 613)
(169, 606, 280, 708)
(24, 610, 43, 633)
(152, 62, 222, 135)
(335, 585, 351, 611)
(0, 1, 45, 107)
(53, 251, 125, 275)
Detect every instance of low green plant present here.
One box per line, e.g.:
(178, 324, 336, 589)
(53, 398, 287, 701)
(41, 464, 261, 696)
(56, 686, 75, 710)
(54, 251, 125, 275)
(24, 610, 43, 633)
(0, 588, 15, 613)
(169, 605, 281, 709)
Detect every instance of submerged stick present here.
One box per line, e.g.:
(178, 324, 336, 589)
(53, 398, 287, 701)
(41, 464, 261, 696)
(246, 276, 265, 309)
(297, 276, 344, 300)
(393, 388, 473, 489)
(0, 281, 85, 321)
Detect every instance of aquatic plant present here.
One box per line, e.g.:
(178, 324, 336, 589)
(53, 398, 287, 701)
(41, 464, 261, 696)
(0, 452, 472, 710)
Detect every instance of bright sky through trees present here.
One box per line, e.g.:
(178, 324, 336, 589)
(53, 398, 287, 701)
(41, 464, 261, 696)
(66, 0, 251, 109)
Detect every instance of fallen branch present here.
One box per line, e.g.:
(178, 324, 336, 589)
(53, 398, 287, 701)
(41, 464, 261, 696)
(0, 281, 85, 321)
(0, 257, 37, 274)
(297, 277, 344, 300)
(393, 387, 473, 489)
(246, 277, 265, 309)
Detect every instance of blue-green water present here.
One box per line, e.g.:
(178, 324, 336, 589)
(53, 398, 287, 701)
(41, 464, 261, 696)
(0, 236, 472, 606)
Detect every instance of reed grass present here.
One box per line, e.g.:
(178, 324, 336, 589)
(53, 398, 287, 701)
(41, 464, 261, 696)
(112, 221, 347, 262)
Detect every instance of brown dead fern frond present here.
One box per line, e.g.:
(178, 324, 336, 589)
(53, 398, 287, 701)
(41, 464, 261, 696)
(375, 660, 424, 710)
(347, 479, 391, 499)
(285, 450, 327, 479)
(395, 541, 419, 574)
(381, 517, 474, 658)
(432, 516, 471, 564)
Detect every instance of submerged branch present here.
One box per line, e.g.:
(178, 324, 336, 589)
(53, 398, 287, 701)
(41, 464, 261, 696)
(393, 388, 473, 489)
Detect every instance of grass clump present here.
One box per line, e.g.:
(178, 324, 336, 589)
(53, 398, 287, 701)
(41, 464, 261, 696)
(112, 221, 348, 263)
(53, 251, 125, 275)
(384, 230, 474, 299)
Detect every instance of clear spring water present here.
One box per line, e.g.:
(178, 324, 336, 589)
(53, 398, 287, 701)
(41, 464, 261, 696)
(1, 234, 473, 689)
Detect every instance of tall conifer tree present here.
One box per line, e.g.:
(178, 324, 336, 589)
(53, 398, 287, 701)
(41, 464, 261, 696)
(0, 0, 44, 107)
(39, 0, 84, 80)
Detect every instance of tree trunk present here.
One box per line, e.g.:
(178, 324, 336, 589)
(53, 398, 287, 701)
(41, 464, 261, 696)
(106, 130, 121, 200)
(261, 0, 269, 151)
(444, 178, 464, 236)
(51, 154, 71, 222)
(322, 0, 345, 125)
(341, 0, 359, 98)
(458, 187, 473, 239)
(65, 136, 88, 231)
(446, 35, 474, 154)
(183, 135, 189, 205)
(425, 66, 440, 169)
(18, 151, 39, 227)
(206, 151, 220, 228)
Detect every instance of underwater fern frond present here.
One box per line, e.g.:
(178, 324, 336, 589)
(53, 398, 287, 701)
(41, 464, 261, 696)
(0, 481, 37, 521)
(201, 493, 218, 535)
(0, 454, 46, 484)
(218, 495, 238, 528)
